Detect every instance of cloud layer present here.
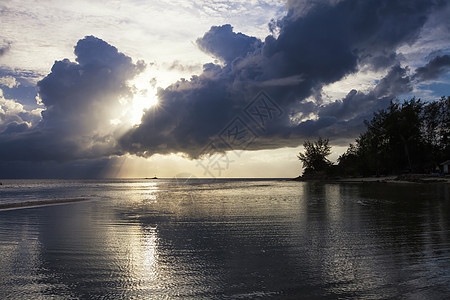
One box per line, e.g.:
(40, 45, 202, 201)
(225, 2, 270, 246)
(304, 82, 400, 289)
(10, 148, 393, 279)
(0, 0, 449, 178)
(0, 36, 144, 163)
(120, 0, 449, 158)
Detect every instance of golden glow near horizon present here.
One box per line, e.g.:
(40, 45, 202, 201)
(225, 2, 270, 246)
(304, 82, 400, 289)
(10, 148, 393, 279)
(108, 147, 342, 179)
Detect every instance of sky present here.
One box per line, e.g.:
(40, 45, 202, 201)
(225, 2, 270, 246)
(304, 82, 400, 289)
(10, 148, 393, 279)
(0, 0, 449, 179)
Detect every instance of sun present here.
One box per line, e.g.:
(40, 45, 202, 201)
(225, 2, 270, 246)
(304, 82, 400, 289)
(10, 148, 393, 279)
(129, 91, 158, 125)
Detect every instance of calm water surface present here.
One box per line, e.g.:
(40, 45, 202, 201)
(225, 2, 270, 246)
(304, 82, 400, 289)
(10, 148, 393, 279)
(0, 179, 449, 299)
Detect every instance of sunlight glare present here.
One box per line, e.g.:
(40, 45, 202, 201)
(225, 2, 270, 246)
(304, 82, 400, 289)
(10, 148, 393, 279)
(130, 91, 158, 125)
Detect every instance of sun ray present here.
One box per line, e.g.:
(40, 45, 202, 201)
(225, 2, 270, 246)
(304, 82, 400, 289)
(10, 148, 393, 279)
(130, 91, 158, 126)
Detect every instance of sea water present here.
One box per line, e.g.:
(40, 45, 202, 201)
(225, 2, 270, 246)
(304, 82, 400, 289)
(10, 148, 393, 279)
(0, 179, 449, 299)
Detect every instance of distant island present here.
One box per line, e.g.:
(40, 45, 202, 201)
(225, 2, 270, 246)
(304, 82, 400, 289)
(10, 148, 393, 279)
(295, 97, 449, 183)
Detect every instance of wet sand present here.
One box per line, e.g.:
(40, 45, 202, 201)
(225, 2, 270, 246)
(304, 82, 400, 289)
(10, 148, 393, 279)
(0, 197, 89, 211)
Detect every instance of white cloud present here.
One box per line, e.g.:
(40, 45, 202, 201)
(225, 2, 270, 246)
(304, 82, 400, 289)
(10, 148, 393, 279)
(321, 67, 388, 103)
(0, 0, 285, 80)
(0, 88, 40, 132)
(0, 76, 19, 88)
(0, 89, 24, 114)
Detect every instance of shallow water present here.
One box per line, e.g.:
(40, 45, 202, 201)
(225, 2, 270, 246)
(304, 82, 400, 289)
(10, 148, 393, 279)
(0, 179, 449, 299)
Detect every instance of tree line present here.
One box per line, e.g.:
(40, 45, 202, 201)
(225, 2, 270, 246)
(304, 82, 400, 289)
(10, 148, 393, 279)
(298, 96, 449, 177)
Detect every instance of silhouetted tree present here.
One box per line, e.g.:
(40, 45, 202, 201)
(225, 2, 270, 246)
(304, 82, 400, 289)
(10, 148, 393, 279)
(298, 137, 332, 175)
(338, 96, 449, 176)
(423, 96, 450, 166)
(337, 143, 362, 176)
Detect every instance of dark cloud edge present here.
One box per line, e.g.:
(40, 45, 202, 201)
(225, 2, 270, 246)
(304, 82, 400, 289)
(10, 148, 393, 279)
(119, 0, 450, 159)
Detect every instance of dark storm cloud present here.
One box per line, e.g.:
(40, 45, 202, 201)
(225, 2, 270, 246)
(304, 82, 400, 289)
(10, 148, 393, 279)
(413, 55, 450, 81)
(315, 65, 412, 137)
(38, 36, 144, 132)
(196, 24, 262, 64)
(1, 122, 29, 135)
(309, 55, 448, 144)
(281, 0, 440, 71)
(120, 0, 446, 158)
(373, 65, 413, 97)
(0, 36, 144, 163)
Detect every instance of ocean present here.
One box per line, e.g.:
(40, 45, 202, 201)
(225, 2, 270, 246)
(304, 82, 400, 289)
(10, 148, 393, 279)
(0, 178, 449, 299)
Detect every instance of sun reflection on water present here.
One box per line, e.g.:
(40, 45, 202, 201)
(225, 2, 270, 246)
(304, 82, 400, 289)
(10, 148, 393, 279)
(1, 180, 449, 298)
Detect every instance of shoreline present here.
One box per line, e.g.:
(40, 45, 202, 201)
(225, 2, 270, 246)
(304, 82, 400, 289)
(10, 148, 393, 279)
(293, 175, 450, 184)
(0, 198, 89, 211)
